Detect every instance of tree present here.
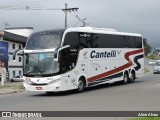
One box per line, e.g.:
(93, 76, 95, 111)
(143, 38, 151, 56)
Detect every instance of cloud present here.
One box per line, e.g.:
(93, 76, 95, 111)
(0, 0, 160, 48)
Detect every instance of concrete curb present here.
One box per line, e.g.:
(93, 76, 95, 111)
(0, 88, 24, 95)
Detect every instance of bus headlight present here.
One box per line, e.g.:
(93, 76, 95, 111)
(48, 78, 60, 85)
(24, 77, 35, 85)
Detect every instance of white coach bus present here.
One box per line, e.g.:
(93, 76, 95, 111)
(14, 27, 144, 93)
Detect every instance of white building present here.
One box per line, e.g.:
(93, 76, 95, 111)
(3, 27, 33, 79)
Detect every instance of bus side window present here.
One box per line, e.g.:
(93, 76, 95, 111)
(135, 37, 142, 48)
(129, 36, 136, 48)
(63, 32, 79, 50)
(79, 32, 88, 49)
(122, 36, 130, 48)
(87, 33, 95, 48)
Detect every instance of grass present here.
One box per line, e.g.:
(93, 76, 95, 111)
(146, 55, 160, 60)
(14, 84, 25, 90)
(144, 68, 150, 74)
(0, 82, 24, 90)
(130, 117, 160, 120)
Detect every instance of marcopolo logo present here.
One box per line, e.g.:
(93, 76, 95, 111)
(90, 50, 120, 58)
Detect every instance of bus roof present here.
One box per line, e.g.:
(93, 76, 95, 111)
(65, 27, 142, 37)
(29, 27, 142, 40)
(31, 27, 142, 37)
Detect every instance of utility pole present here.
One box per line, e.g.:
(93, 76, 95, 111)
(62, 3, 79, 28)
(64, 3, 67, 28)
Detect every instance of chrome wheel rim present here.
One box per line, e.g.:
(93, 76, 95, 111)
(124, 74, 128, 83)
(130, 73, 135, 82)
(78, 81, 83, 91)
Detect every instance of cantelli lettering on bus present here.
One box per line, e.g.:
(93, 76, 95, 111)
(90, 50, 117, 58)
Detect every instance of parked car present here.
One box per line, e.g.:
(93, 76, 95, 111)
(10, 75, 24, 82)
(154, 60, 160, 74)
(149, 60, 155, 65)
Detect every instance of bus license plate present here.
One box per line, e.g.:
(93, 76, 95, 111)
(36, 87, 43, 90)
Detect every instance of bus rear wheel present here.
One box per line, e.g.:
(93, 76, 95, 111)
(129, 72, 136, 83)
(123, 73, 129, 84)
(76, 78, 85, 93)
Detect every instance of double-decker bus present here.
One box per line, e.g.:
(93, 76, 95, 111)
(14, 27, 144, 93)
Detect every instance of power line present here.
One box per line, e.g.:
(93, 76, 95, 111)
(0, 5, 62, 10)
(69, 10, 88, 27)
(0, 4, 83, 28)
(62, 3, 79, 28)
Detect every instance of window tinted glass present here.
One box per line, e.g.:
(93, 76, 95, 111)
(26, 30, 64, 50)
(91, 34, 127, 48)
(129, 36, 136, 48)
(79, 32, 88, 49)
(63, 32, 79, 49)
(135, 37, 142, 48)
(63, 32, 142, 49)
(90, 33, 142, 48)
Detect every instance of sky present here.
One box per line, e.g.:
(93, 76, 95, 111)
(0, 0, 160, 49)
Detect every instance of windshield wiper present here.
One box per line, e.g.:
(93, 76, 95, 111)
(25, 72, 39, 76)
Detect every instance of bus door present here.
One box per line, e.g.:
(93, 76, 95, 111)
(60, 32, 80, 89)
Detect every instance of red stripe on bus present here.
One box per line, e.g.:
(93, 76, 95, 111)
(87, 49, 144, 83)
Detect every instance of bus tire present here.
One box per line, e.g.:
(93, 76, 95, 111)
(76, 78, 85, 93)
(123, 72, 129, 84)
(129, 71, 136, 83)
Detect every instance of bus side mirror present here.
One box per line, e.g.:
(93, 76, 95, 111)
(54, 45, 70, 62)
(13, 49, 24, 62)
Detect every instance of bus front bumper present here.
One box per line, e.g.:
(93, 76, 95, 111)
(23, 82, 64, 92)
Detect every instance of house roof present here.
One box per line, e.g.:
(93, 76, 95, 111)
(3, 27, 33, 45)
(4, 31, 27, 44)
(5, 27, 33, 37)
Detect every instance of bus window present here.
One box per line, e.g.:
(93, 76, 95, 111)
(63, 32, 79, 69)
(59, 48, 71, 72)
(135, 37, 142, 48)
(79, 32, 88, 49)
(129, 36, 136, 48)
(26, 30, 64, 50)
(122, 36, 130, 48)
(91, 34, 98, 48)
(63, 32, 79, 49)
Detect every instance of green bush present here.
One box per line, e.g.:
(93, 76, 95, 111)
(146, 55, 160, 60)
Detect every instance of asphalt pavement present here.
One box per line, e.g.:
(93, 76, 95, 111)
(0, 59, 159, 120)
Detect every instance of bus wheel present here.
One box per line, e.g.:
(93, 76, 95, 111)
(129, 72, 136, 83)
(77, 78, 85, 92)
(123, 73, 129, 84)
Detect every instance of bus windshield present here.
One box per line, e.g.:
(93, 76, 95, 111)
(25, 29, 65, 50)
(23, 52, 59, 76)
